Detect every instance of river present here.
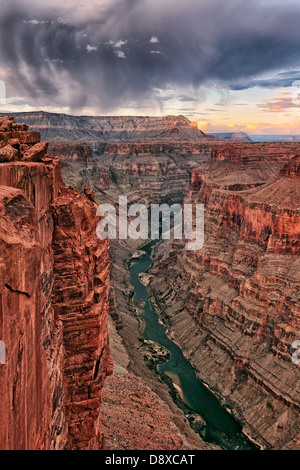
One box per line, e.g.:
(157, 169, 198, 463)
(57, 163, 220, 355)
(130, 242, 258, 450)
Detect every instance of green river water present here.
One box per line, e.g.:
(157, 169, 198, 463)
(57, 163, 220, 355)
(130, 242, 258, 451)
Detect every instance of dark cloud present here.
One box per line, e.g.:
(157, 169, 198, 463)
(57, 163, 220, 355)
(229, 70, 300, 90)
(1, 0, 300, 111)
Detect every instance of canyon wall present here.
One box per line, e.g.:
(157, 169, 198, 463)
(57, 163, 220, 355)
(56, 131, 300, 449)
(58, 141, 215, 208)
(0, 116, 112, 450)
(51, 187, 112, 449)
(6, 112, 219, 206)
(149, 149, 300, 449)
(211, 142, 300, 164)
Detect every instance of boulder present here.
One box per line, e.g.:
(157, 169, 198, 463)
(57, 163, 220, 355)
(23, 142, 49, 162)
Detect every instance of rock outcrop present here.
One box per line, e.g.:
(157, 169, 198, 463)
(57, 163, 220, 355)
(149, 150, 300, 449)
(0, 115, 112, 450)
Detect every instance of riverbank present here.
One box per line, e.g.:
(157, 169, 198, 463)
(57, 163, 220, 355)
(147, 239, 285, 450)
(101, 317, 195, 450)
(103, 239, 211, 450)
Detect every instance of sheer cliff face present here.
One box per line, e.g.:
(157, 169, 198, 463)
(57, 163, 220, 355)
(150, 151, 300, 449)
(6, 112, 212, 143)
(52, 188, 112, 450)
(0, 116, 111, 450)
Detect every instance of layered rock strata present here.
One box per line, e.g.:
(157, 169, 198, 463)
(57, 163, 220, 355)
(52, 188, 112, 450)
(101, 317, 201, 450)
(0, 115, 111, 450)
(6, 112, 214, 143)
(6, 112, 221, 207)
(58, 141, 215, 209)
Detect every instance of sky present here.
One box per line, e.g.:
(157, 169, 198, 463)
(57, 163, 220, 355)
(0, 0, 300, 134)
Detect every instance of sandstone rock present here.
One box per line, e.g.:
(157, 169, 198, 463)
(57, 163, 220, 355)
(0, 144, 19, 162)
(0, 171, 65, 450)
(11, 130, 40, 144)
(84, 187, 95, 201)
(23, 142, 49, 162)
(12, 122, 29, 131)
(280, 154, 300, 178)
(0, 117, 13, 132)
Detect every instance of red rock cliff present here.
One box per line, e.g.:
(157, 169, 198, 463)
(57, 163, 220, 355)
(149, 151, 300, 449)
(0, 115, 112, 450)
(52, 187, 112, 449)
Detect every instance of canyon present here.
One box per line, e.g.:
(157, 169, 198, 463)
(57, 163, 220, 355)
(0, 112, 299, 450)
(148, 148, 300, 449)
(0, 114, 209, 451)
(0, 115, 112, 449)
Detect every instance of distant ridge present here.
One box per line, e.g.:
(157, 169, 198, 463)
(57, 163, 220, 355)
(2, 111, 217, 143)
(250, 134, 300, 142)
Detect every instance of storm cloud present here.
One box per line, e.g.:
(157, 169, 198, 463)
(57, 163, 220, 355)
(1, 0, 300, 112)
